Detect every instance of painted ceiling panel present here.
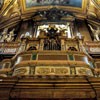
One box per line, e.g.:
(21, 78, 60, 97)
(0, 0, 99, 29)
(25, 0, 82, 8)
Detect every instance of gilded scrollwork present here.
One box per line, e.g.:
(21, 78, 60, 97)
(0, 0, 20, 18)
(0, 0, 12, 12)
(87, 0, 100, 19)
(0, 0, 4, 10)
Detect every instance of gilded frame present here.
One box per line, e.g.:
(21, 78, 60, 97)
(20, 0, 88, 14)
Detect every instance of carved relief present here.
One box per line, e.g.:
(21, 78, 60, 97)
(76, 67, 93, 76)
(90, 47, 100, 52)
(85, 41, 100, 53)
(35, 66, 70, 75)
(13, 67, 30, 76)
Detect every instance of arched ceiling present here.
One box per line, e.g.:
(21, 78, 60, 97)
(0, 0, 100, 29)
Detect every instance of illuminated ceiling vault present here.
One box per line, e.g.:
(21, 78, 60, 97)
(0, 0, 100, 29)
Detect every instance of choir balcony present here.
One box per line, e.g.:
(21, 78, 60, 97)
(0, 50, 97, 77)
(0, 33, 100, 77)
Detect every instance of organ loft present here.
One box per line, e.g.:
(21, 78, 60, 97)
(0, 0, 100, 100)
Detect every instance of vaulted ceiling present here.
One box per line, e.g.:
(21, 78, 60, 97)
(0, 0, 100, 29)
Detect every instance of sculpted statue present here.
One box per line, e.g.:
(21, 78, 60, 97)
(6, 28, 15, 42)
(0, 28, 8, 42)
(59, 27, 67, 36)
(20, 33, 25, 39)
(47, 25, 58, 38)
(77, 32, 83, 39)
(20, 32, 32, 39)
(88, 24, 100, 41)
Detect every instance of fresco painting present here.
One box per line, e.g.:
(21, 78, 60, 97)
(26, 0, 82, 8)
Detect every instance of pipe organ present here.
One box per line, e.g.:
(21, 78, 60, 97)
(0, 0, 100, 99)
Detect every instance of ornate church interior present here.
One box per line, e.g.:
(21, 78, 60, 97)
(0, 0, 100, 100)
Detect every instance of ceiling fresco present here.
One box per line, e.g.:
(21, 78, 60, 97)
(21, 0, 86, 15)
(25, 0, 82, 8)
(0, 0, 99, 29)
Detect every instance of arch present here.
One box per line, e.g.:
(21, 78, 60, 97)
(68, 47, 77, 51)
(27, 46, 37, 51)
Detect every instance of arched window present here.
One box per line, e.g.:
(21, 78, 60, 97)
(68, 47, 77, 51)
(27, 46, 37, 51)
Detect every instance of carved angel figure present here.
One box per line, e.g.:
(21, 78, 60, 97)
(20, 32, 32, 39)
(0, 28, 8, 42)
(88, 24, 100, 41)
(6, 28, 15, 42)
